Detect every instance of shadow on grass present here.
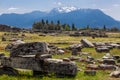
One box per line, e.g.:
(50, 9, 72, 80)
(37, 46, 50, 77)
(6, 73, 77, 80)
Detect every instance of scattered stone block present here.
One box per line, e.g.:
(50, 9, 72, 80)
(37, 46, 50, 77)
(95, 47, 110, 53)
(110, 71, 120, 78)
(84, 70, 96, 76)
(103, 59, 116, 65)
(98, 64, 117, 70)
(81, 39, 94, 48)
(86, 64, 98, 70)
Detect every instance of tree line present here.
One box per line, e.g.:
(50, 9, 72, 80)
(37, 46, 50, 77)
(32, 19, 77, 31)
(32, 19, 120, 32)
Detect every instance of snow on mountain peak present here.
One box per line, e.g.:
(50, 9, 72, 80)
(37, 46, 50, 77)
(55, 6, 78, 13)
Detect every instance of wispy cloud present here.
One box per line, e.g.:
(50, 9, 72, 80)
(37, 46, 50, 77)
(113, 4, 120, 7)
(54, 2, 62, 6)
(92, 4, 97, 7)
(8, 7, 18, 11)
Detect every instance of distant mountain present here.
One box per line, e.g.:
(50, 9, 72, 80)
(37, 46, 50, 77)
(0, 11, 47, 28)
(0, 7, 120, 28)
(47, 8, 120, 28)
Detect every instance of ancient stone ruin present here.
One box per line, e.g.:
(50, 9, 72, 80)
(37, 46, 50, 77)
(0, 42, 78, 77)
(10, 42, 50, 57)
(5, 40, 25, 51)
(81, 39, 94, 48)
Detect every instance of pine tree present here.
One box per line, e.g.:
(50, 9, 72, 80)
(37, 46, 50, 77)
(41, 19, 45, 31)
(86, 25, 90, 30)
(46, 20, 49, 24)
(103, 25, 106, 31)
(56, 20, 61, 30)
(72, 23, 77, 31)
(41, 19, 45, 25)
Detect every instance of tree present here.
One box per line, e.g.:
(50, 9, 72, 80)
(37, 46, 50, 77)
(41, 19, 45, 26)
(57, 20, 60, 25)
(41, 19, 45, 31)
(103, 25, 107, 31)
(32, 22, 43, 30)
(46, 20, 49, 24)
(48, 21, 54, 30)
(62, 24, 66, 31)
(72, 24, 77, 31)
(44, 20, 49, 31)
(65, 24, 71, 31)
(86, 25, 90, 30)
(56, 20, 61, 30)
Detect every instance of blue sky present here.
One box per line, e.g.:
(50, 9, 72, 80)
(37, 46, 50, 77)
(0, 0, 120, 20)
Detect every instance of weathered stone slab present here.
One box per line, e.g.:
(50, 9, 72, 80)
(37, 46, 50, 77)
(81, 39, 94, 48)
(110, 71, 120, 78)
(10, 42, 49, 57)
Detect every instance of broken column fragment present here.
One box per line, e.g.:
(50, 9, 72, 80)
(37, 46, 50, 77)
(81, 39, 94, 48)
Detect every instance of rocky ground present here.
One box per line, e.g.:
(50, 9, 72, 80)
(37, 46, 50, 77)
(0, 32, 120, 80)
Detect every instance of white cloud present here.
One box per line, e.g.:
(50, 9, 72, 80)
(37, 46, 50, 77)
(58, 2, 62, 6)
(113, 4, 120, 7)
(8, 7, 18, 11)
(54, 2, 62, 6)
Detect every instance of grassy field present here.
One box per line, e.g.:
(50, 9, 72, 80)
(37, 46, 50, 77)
(0, 32, 120, 80)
